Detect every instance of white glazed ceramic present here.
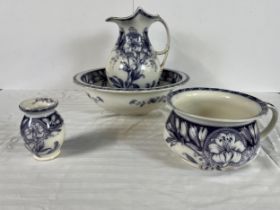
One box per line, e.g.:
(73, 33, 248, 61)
(105, 7, 170, 89)
(73, 68, 189, 115)
(164, 88, 278, 170)
(19, 98, 65, 160)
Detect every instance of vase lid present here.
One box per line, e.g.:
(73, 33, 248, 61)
(19, 97, 58, 114)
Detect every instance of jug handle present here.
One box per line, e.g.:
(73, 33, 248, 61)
(260, 103, 278, 139)
(154, 17, 171, 69)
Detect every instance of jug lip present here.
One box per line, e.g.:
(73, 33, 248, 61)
(167, 87, 268, 124)
(106, 7, 160, 22)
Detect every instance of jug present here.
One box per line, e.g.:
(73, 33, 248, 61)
(105, 7, 170, 89)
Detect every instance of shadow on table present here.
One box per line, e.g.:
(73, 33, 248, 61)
(127, 138, 192, 170)
(118, 111, 191, 170)
(61, 128, 118, 158)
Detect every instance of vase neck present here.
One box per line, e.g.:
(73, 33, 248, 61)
(23, 109, 56, 118)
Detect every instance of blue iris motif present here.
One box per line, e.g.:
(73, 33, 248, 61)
(109, 27, 157, 88)
(20, 113, 63, 157)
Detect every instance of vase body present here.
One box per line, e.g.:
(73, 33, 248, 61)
(19, 98, 65, 160)
(106, 8, 170, 89)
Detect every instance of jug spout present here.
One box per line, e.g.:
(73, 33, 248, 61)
(106, 7, 160, 29)
(105, 17, 122, 25)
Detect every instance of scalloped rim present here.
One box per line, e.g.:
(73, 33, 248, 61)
(106, 7, 160, 22)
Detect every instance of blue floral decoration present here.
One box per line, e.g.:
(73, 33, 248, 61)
(20, 112, 63, 157)
(77, 68, 188, 91)
(165, 111, 260, 170)
(86, 93, 104, 103)
(129, 96, 166, 107)
(108, 27, 157, 88)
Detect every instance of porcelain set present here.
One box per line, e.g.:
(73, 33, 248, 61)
(19, 8, 278, 170)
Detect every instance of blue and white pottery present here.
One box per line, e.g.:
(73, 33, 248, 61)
(73, 68, 189, 115)
(164, 88, 278, 170)
(19, 98, 65, 160)
(106, 7, 170, 89)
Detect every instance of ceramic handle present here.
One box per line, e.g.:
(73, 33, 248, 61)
(260, 103, 278, 139)
(154, 17, 171, 69)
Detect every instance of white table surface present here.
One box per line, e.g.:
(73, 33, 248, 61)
(0, 90, 280, 210)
